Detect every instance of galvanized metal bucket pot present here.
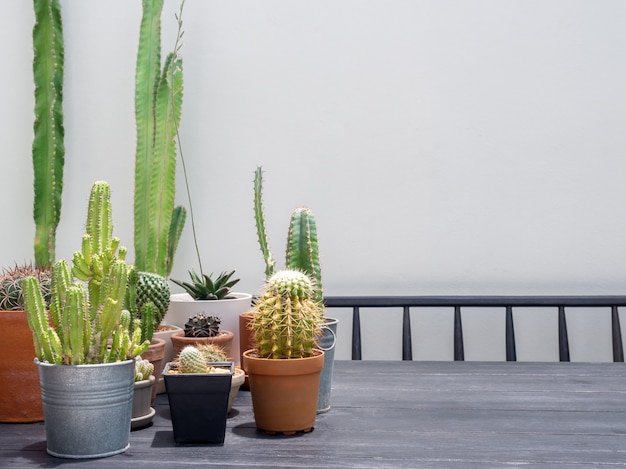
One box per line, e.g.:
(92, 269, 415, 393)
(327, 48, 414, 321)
(317, 317, 338, 413)
(35, 359, 134, 459)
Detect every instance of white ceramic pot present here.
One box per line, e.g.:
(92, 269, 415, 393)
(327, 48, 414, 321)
(164, 292, 252, 365)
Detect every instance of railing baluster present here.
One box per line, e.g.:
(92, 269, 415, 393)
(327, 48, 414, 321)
(402, 306, 412, 361)
(352, 306, 361, 360)
(454, 306, 464, 361)
(558, 306, 570, 362)
(612, 305, 624, 362)
(505, 306, 517, 362)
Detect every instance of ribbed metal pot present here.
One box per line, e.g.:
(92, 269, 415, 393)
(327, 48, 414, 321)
(35, 359, 134, 459)
(317, 317, 338, 413)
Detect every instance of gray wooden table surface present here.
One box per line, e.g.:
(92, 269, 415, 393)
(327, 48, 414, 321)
(2, 360, 626, 468)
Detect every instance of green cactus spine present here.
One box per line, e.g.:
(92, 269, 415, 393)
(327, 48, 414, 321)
(178, 345, 208, 373)
(32, 0, 65, 268)
(251, 270, 323, 359)
(134, 0, 186, 277)
(23, 182, 150, 365)
(254, 167, 323, 303)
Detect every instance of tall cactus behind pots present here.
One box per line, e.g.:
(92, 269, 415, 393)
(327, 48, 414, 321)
(32, 0, 65, 268)
(254, 167, 323, 303)
(134, 0, 186, 278)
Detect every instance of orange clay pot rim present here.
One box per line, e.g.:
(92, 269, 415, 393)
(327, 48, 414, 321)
(243, 349, 324, 361)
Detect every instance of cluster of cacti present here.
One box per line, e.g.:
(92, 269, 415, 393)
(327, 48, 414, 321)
(178, 345, 208, 374)
(183, 314, 221, 338)
(134, 0, 186, 277)
(254, 167, 324, 303)
(134, 358, 154, 382)
(0, 264, 52, 311)
(22, 182, 150, 365)
(172, 270, 239, 300)
(32, 0, 65, 268)
(251, 270, 324, 359)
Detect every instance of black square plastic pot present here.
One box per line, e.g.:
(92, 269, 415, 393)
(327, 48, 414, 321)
(163, 362, 233, 444)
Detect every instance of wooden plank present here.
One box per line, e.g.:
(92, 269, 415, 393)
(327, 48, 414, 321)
(2, 361, 626, 468)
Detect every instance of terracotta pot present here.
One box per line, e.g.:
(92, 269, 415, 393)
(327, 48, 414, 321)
(243, 349, 324, 434)
(0, 310, 43, 422)
(170, 329, 234, 361)
(238, 312, 257, 369)
(228, 367, 245, 414)
(140, 338, 166, 404)
(153, 324, 183, 394)
(238, 311, 257, 389)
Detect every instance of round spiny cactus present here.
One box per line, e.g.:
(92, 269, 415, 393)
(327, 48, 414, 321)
(184, 313, 221, 338)
(252, 270, 323, 359)
(178, 345, 207, 374)
(0, 264, 52, 311)
(265, 269, 315, 299)
(136, 271, 170, 325)
(196, 343, 228, 363)
(134, 358, 154, 382)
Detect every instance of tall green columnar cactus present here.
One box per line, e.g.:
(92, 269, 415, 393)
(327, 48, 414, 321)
(23, 182, 150, 365)
(251, 270, 323, 359)
(254, 167, 323, 303)
(286, 207, 323, 303)
(71, 181, 126, 319)
(134, 0, 186, 277)
(254, 167, 276, 279)
(32, 0, 65, 268)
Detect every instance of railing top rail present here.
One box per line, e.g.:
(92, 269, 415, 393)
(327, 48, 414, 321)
(324, 295, 626, 308)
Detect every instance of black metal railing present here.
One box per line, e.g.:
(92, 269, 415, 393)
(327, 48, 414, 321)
(323, 296, 626, 362)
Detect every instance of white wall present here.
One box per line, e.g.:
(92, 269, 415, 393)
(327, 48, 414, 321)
(3, 1, 626, 358)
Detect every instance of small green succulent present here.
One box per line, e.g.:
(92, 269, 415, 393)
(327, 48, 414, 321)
(171, 270, 239, 300)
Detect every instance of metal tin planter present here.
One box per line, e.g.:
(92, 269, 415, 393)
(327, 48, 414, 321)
(35, 359, 134, 459)
(317, 317, 338, 413)
(163, 362, 233, 444)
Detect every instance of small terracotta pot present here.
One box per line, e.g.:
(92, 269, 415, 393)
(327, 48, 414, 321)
(238, 311, 257, 388)
(0, 310, 43, 422)
(243, 349, 324, 434)
(170, 329, 234, 361)
(228, 367, 245, 414)
(140, 338, 166, 404)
